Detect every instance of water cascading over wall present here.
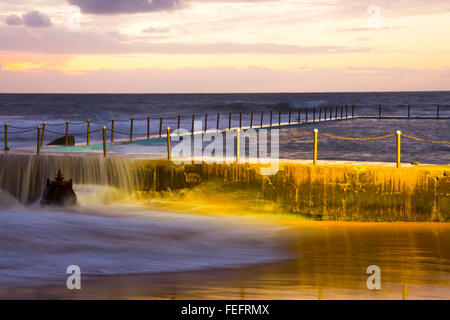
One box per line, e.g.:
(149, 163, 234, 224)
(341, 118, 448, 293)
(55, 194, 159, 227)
(0, 155, 145, 203)
(0, 154, 448, 221)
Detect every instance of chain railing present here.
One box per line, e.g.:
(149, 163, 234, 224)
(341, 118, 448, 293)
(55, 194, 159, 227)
(280, 129, 449, 168)
(280, 132, 314, 140)
(400, 133, 450, 144)
(1, 105, 449, 163)
(316, 132, 396, 141)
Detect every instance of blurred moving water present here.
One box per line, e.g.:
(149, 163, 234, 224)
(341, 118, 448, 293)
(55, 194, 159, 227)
(0, 185, 291, 288)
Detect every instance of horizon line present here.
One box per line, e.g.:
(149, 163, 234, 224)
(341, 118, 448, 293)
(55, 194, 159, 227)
(0, 90, 449, 95)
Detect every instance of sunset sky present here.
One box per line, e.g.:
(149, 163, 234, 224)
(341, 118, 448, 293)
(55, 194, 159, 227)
(0, 0, 449, 92)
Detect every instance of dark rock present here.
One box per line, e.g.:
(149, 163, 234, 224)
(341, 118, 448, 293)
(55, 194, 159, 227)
(47, 136, 75, 146)
(41, 170, 77, 206)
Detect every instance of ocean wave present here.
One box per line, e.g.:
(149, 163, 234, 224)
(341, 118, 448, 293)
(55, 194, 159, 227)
(0, 206, 292, 287)
(0, 189, 22, 209)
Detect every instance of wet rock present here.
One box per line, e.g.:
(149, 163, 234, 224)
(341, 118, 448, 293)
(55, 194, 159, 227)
(47, 136, 75, 146)
(41, 170, 77, 206)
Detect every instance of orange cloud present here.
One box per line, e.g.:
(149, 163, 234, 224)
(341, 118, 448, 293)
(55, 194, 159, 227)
(3, 62, 48, 71)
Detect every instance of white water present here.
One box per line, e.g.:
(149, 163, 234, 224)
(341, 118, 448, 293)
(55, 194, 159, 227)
(0, 154, 293, 288)
(0, 154, 145, 203)
(0, 184, 291, 288)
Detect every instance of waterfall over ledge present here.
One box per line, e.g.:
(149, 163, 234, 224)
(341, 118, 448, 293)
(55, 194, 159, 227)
(0, 155, 144, 203)
(0, 154, 448, 221)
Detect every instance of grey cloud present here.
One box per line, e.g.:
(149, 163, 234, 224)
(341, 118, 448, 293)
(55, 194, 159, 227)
(22, 10, 52, 28)
(5, 15, 23, 26)
(66, 0, 269, 15)
(67, 0, 184, 15)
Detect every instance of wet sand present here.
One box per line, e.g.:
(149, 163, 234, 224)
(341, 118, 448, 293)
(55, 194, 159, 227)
(2, 220, 449, 300)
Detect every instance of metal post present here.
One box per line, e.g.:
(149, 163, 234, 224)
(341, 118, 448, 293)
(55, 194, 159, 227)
(40, 121, 46, 147)
(204, 113, 208, 132)
(288, 110, 291, 124)
(305, 108, 308, 122)
(270, 110, 273, 127)
(319, 107, 321, 121)
(86, 119, 90, 145)
(239, 112, 242, 129)
(4, 122, 8, 151)
(352, 105, 355, 118)
(437, 104, 440, 119)
(340, 106, 343, 119)
(147, 117, 150, 139)
(111, 118, 114, 143)
(396, 130, 401, 168)
(313, 129, 318, 165)
(346, 105, 348, 119)
(228, 112, 231, 129)
(217, 112, 220, 130)
(250, 111, 253, 128)
(324, 106, 327, 121)
(408, 105, 410, 118)
(65, 121, 69, 146)
(236, 128, 240, 164)
(167, 127, 171, 161)
(278, 110, 281, 127)
(378, 104, 381, 119)
(298, 108, 301, 123)
(37, 126, 41, 155)
(192, 115, 195, 135)
(130, 118, 134, 142)
(158, 117, 163, 137)
(313, 107, 316, 122)
(335, 106, 338, 119)
(260, 111, 264, 128)
(103, 126, 107, 157)
(177, 115, 180, 131)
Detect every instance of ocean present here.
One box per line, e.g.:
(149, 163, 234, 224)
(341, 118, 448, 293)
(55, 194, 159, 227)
(1, 91, 449, 121)
(0, 91, 448, 164)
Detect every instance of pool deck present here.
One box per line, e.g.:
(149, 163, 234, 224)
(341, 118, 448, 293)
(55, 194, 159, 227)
(1, 147, 447, 168)
(1, 115, 448, 167)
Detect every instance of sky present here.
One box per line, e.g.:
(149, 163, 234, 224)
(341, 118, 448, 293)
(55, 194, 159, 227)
(0, 0, 449, 93)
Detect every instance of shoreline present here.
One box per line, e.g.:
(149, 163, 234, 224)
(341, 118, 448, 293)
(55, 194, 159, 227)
(1, 218, 449, 300)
